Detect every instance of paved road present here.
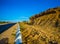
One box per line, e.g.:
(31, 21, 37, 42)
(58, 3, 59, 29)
(0, 23, 22, 44)
(0, 23, 16, 34)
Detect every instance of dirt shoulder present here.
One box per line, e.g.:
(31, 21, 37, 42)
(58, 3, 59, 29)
(0, 23, 18, 44)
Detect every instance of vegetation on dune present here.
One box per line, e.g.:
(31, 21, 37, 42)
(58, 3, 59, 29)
(20, 7, 60, 44)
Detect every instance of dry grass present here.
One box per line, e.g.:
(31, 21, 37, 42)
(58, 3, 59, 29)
(20, 22, 60, 44)
(20, 7, 60, 44)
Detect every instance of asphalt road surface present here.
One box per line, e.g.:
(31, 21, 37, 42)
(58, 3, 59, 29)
(0, 23, 16, 34)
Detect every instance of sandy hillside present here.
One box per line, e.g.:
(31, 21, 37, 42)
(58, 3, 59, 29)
(20, 7, 60, 44)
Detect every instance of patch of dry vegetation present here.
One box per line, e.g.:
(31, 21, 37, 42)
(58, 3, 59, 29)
(20, 7, 60, 44)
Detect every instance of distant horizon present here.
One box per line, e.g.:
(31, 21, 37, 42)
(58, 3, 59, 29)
(0, 6, 60, 22)
(0, 0, 60, 22)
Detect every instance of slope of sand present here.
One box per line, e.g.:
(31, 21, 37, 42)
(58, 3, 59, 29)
(20, 7, 60, 44)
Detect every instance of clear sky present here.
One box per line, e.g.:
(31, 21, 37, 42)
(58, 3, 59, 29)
(0, 0, 60, 22)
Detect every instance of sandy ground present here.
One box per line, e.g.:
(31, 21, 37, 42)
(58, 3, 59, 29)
(0, 23, 18, 44)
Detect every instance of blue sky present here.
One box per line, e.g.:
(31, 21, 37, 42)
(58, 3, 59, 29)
(0, 0, 60, 22)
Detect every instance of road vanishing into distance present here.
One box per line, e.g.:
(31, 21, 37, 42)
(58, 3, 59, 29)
(0, 23, 16, 34)
(0, 23, 22, 44)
